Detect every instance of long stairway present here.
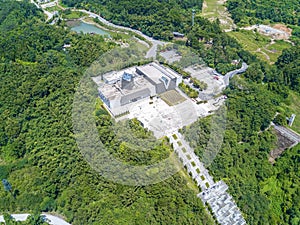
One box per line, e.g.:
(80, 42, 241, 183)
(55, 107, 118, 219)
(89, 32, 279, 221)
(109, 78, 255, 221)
(168, 132, 246, 225)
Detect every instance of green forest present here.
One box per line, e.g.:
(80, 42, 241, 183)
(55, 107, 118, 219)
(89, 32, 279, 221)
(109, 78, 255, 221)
(1, 213, 48, 225)
(182, 76, 299, 224)
(1, 0, 300, 225)
(0, 1, 213, 224)
(61, 0, 250, 73)
(62, 0, 203, 40)
(226, 0, 300, 26)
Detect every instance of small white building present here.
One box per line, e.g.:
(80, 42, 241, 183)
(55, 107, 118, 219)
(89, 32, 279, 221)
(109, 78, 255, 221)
(288, 114, 296, 127)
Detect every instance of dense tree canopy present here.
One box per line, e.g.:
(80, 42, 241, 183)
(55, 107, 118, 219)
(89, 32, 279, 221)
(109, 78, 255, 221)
(62, 0, 203, 40)
(226, 0, 300, 26)
(0, 1, 214, 224)
(276, 46, 300, 93)
(0, 1, 299, 225)
(61, 0, 247, 73)
(182, 76, 299, 224)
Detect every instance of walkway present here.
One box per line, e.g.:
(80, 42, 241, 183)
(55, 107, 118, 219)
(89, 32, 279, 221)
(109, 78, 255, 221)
(222, 62, 248, 86)
(168, 132, 246, 225)
(0, 213, 71, 225)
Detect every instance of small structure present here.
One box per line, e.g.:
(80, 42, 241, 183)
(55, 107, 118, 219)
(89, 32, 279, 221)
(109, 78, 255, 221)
(256, 25, 290, 40)
(173, 32, 185, 38)
(121, 72, 134, 90)
(288, 114, 296, 127)
(231, 59, 240, 66)
(63, 43, 71, 51)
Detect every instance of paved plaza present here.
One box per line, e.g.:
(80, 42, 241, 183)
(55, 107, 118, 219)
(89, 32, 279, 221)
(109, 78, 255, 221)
(119, 94, 225, 138)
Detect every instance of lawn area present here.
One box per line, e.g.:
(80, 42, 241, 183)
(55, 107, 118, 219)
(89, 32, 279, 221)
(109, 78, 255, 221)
(58, 0, 68, 8)
(280, 91, 300, 134)
(255, 51, 270, 61)
(266, 40, 292, 52)
(202, 0, 224, 18)
(44, 5, 61, 12)
(61, 10, 87, 20)
(178, 170, 200, 193)
(160, 90, 186, 106)
(228, 30, 291, 64)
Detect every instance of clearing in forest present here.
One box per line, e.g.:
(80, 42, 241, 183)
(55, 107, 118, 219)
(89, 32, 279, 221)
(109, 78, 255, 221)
(227, 30, 292, 64)
(201, 0, 236, 31)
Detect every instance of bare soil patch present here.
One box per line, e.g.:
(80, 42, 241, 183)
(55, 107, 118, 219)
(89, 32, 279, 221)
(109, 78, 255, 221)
(269, 130, 295, 164)
(202, 1, 207, 10)
(273, 24, 292, 36)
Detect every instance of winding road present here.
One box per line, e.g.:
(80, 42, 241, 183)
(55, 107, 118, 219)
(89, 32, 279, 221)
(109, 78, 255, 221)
(213, 62, 248, 86)
(74, 9, 165, 58)
(36, 0, 165, 58)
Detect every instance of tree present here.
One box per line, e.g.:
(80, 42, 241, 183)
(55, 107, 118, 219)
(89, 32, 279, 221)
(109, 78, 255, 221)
(273, 114, 287, 126)
(25, 213, 48, 225)
(3, 213, 16, 225)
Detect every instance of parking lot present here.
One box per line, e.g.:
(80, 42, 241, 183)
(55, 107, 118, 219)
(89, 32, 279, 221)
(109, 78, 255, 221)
(159, 49, 182, 63)
(184, 65, 226, 100)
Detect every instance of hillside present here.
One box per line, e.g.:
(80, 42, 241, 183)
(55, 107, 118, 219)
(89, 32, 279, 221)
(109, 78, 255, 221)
(226, 0, 300, 27)
(0, 0, 299, 225)
(0, 1, 214, 224)
(62, 0, 203, 40)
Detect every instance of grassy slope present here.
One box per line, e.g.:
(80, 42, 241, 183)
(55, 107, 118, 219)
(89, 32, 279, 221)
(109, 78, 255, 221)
(201, 0, 235, 30)
(280, 91, 300, 134)
(266, 40, 292, 63)
(228, 30, 292, 64)
(61, 10, 88, 20)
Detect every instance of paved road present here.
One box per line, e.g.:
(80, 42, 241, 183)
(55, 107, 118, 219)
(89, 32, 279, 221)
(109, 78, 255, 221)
(221, 62, 248, 86)
(0, 213, 71, 225)
(30, 0, 40, 8)
(31, 0, 55, 21)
